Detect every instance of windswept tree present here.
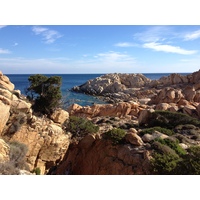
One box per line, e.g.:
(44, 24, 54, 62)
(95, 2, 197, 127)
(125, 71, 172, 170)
(26, 74, 62, 115)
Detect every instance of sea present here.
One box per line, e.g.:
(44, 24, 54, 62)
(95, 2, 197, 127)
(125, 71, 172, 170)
(6, 73, 190, 108)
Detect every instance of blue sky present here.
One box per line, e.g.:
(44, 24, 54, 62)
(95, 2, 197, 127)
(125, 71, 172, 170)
(1, 25, 200, 74)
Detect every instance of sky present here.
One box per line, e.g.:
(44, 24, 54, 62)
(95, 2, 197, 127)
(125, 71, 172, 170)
(1, 25, 200, 74)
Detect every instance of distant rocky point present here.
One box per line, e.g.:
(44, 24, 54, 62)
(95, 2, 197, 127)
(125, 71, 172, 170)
(71, 70, 200, 119)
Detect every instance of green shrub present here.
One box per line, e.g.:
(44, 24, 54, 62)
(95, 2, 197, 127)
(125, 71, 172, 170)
(150, 152, 181, 175)
(104, 128, 126, 145)
(32, 167, 41, 175)
(152, 141, 179, 157)
(140, 126, 174, 136)
(148, 110, 200, 129)
(66, 116, 99, 138)
(175, 146, 200, 175)
(155, 138, 186, 156)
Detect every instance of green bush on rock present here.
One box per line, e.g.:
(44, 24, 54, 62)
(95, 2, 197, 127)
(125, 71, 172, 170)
(65, 116, 99, 138)
(140, 126, 174, 136)
(104, 128, 126, 145)
(148, 110, 200, 129)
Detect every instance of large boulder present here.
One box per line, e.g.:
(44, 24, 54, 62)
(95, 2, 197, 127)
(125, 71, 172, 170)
(125, 128, 143, 146)
(50, 109, 69, 124)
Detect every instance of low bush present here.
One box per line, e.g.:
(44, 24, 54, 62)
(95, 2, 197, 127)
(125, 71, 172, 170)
(148, 110, 200, 129)
(175, 146, 200, 175)
(104, 128, 126, 145)
(0, 141, 28, 175)
(32, 167, 41, 175)
(151, 143, 200, 175)
(0, 162, 20, 175)
(155, 138, 186, 156)
(150, 152, 181, 175)
(9, 141, 28, 169)
(140, 126, 174, 136)
(65, 116, 99, 138)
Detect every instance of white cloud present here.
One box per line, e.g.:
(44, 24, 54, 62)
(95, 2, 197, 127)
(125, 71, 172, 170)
(0, 48, 11, 54)
(114, 42, 137, 47)
(32, 26, 63, 44)
(184, 30, 200, 41)
(143, 42, 197, 55)
(95, 51, 136, 62)
(133, 26, 172, 42)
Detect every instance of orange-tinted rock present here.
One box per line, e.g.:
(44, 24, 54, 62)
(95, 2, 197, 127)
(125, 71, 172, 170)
(54, 138, 151, 175)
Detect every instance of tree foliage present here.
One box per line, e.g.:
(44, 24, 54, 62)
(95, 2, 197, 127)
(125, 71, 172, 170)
(26, 74, 62, 115)
(65, 116, 99, 138)
(104, 128, 126, 145)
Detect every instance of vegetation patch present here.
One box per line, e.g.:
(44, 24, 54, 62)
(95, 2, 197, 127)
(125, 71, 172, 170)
(65, 116, 99, 138)
(155, 138, 186, 156)
(26, 74, 62, 115)
(31, 167, 41, 175)
(0, 141, 28, 175)
(104, 128, 126, 145)
(140, 126, 174, 136)
(148, 110, 200, 129)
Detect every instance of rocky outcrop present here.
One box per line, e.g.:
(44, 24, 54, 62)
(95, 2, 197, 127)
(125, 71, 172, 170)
(0, 71, 15, 91)
(53, 133, 151, 175)
(72, 73, 151, 95)
(68, 102, 144, 119)
(0, 72, 71, 174)
(71, 70, 200, 119)
(7, 123, 70, 174)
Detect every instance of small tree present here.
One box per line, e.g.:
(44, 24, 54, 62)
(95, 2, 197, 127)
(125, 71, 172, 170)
(26, 74, 62, 115)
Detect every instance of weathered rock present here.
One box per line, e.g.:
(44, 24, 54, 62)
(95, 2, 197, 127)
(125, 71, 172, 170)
(68, 102, 142, 118)
(0, 139, 10, 162)
(125, 131, 143, 146)
(156, 103, 170, 111)
(8, 123, 70, 174)
(0, 97, 11, 135)
(156, 73, 188, 86)
(188, 69, 200, 84)
(72, 73, 151, 96)
(11, 99, 32, 114)
(183, 86, 196, 101)
(183, 104, 198, 117)
(53, 138, 151, 175)
(50, 109, 69, 124)
(138, 109, 155, 126)
(0, 71, 15, 91)
(142, 131, 168, 142)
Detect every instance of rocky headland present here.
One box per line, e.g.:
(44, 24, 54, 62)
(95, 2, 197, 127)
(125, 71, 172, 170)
(72, 71, 200, 119)
(0, 70, 200, 175)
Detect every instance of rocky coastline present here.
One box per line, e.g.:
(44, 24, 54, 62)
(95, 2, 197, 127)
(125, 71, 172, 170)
(0, 70, 200, 175)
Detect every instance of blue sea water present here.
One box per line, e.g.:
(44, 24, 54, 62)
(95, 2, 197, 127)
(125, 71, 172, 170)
(7, 73, 190, 108)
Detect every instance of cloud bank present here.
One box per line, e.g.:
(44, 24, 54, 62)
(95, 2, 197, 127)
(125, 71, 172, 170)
(32, 26, 63, 44)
